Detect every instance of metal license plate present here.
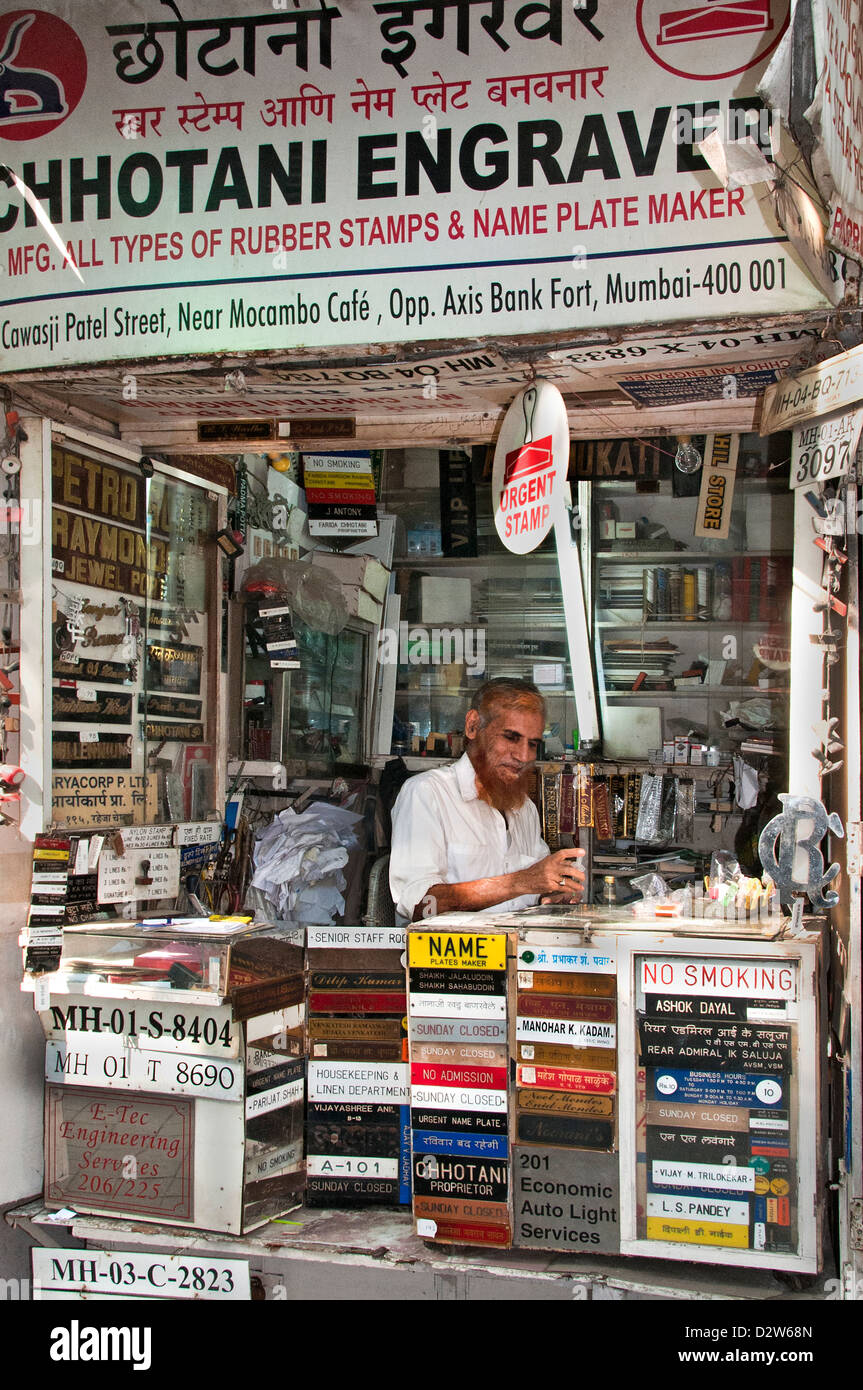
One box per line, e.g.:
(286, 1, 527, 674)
(517, 1064, 616, 1095)
(304, 1177, 401, 1205)
(412, 1130, 509, 1160)
(413, 1195, 509, 1222)
(410, 1062, 507, 1090)
(412, 1042, 507, 1065)
(517, 1089, 614, 1118)
(646, 1124, 750, 1164)
(310, 1041, 405, 1061)
(409, 932, 506, 971)
(307, 1122, 400, 1158)
(42, 998, 239, 1057)
(46, 1038, 243, 1103)
(309, 991, 407, 1014)
(638, 1017, 791, 1074)
(516, 1112, 615, 1150)
(412, 1154, 508, 1203)
(649, 994, 788, 1021)
(518, 971, 616, 997)
(307, 1061, 409, 1104)
(409, 993, 506, 1020)
(650, 1070, 785, 1108)
(517, 994, 615, 1022)
(409, 1017, 506, 1044)
(418, 1217, 511, 1246)
(644, 1100, 752, 1133)
(513, 1147, 620, 1253)
(309, 971, 406, 990)
(409, 968, 507, 996)
(516, 1017, 615, 1047)
(32, 1248, 249, 1301)
(411, 1107, 508, 1135)
(309, 1017, 405, 1041)
(411, 1085, 508, 1114)
(516, 1042, 613, 1069)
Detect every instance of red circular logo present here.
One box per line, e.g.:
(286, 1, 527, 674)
(636, 0, 791, 82)
(0, 9, 86, 141)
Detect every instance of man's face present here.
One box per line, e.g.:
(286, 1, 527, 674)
(466, 703, 543, 811)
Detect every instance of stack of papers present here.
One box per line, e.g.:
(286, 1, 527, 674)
(251, 802, 363, 924)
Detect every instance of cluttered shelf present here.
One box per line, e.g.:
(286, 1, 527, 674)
(601, 686, 788, 697)
(594, 619, 790, 629)
(595, 548, 790, 561)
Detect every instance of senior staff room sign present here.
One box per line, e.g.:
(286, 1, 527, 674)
(0, 0, 827, 372)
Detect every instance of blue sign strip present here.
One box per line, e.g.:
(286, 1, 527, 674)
(399, 1105, 412, 1205)
(411, 1130, 509, 1160)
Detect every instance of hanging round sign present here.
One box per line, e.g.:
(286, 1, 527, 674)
(753, 629, 791, 670)
(492, 379, 570, 555)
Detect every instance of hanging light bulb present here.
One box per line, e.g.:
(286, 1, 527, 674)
(674, 434, 702, 473)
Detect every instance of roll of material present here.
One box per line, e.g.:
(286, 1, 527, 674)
(0, 764, 24, 787)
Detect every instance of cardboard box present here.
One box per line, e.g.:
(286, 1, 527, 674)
(343, 585, 383, 623)
(615, 521, 637, 539)
(310, 552, 390, 600)
(419, 576, 472, 622)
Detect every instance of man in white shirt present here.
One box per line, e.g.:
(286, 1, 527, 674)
(389, 677, 585, 923)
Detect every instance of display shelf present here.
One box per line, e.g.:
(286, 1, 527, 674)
(595, 619, 789, 629)
(596, 548, 791, 561)
(602, 685, 788, 697)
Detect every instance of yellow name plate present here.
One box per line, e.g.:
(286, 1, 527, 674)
(409, 933, 506, 971)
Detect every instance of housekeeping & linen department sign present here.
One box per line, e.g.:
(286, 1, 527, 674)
(0, 0, 828, 371)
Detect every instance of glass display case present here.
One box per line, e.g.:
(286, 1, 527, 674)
(23, 917, 304, 1007)
(591, 432, 793, 761)
(50, 443, 226, 829)
(381, 448, 580, 758)
(238, 617, 373, 772)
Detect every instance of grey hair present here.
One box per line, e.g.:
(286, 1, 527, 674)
(469, 677, 546, 729)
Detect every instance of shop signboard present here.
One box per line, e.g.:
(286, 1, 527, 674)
(0, 1, 827, 374)
(513, 1147, 620, 1253)
(45, 1084, 195, 1222)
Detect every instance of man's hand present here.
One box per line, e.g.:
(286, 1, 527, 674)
(520, 847, 586, 901)
(412, 847, 586, 920)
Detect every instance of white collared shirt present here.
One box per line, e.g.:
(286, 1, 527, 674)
(388, 752, 548, 923)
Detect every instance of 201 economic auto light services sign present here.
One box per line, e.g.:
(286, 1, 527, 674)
(0, 0, 829, 370)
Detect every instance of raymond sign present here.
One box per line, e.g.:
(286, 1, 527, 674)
(0, 0, 826, 372)
(492, 381, 569, 554)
